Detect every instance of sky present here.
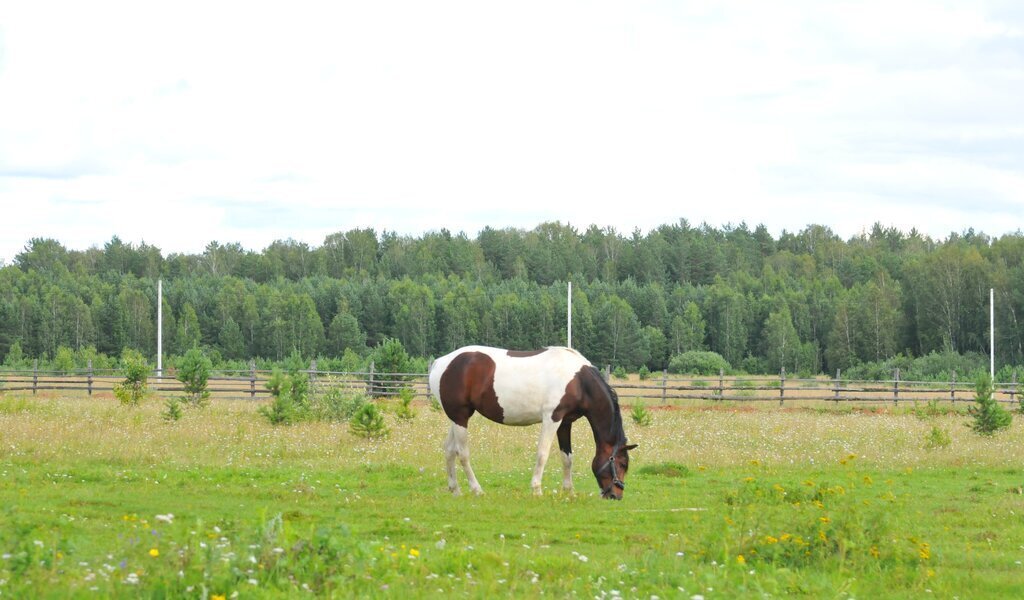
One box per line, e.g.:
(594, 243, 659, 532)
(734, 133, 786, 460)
(1, 0, 1023, 263)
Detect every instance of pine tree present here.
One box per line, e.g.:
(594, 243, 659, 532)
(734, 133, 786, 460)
(968, 374, 1012, 435)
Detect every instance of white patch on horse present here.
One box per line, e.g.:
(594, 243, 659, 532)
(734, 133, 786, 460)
(490, 348, 589, 425)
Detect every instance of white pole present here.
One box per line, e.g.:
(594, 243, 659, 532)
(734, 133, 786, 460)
(157, 279, 163, 377)
(990, 287, 995, 379)
(567, 281, 572, 349)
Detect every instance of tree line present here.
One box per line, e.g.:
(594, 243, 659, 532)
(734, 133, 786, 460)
(2, 220, 1023, 377)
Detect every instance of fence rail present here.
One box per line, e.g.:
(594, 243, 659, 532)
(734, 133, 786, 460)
(1, 364, 1020, 408)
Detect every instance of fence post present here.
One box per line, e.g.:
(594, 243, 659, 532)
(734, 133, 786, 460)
(368, 361, 376, 396)
(309, 359, 317, 384)
(779, 366, 786, 406)
(33, 359, 38, 395)
(893, 368, 900, 407)
(951, 370, 956, 405)
(604, 365, 611, 381)
(661, 369, 667, 406)
(249, 360, 256, 400)
(1012, 370, 1019, 408)
(87, 359, 94, 397)
(718, 368, 724, 401)
(834, 369, 841, 405)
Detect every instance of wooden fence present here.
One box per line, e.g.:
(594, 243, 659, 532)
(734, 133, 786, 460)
(1, 362, 1020, 408)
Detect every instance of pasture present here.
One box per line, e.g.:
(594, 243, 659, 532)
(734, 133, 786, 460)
(1, 393, 1023, 598)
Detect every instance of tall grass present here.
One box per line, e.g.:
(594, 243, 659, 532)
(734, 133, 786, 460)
(0, 394, 1022, 597)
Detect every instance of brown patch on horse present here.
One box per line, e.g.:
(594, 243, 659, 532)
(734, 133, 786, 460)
(551, 369, 586, 423)
(438, 351, 504, 426)
(506, 348, 548, 358)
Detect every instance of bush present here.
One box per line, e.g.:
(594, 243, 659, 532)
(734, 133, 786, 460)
(368, 338, 412, 396)
(669, 351, 731, 376)
(162, 398, 183, 422)
(114, 349, 150, 407)
(631, 403, 653, 427)
(349, 402, 389, 438)
(308, 385, 368, 422)
(612, 366, 629, 380)
(638, 365, 651, 381)
(259, 370, 308, 425)
(394, 387, 416, 420)
(924, 425, 951, 449)
(968, 374, 1012, 435)
(176, 347, 212, 407)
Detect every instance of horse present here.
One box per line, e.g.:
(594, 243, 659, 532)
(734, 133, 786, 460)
(428, 345, 637, 499)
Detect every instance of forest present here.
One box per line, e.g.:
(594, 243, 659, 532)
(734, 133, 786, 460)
(1, 220, 1023, 378)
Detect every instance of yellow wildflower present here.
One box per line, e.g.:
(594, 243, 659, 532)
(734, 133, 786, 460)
(780, 533, 792, 542)
(149, 548, 159, 558)
(409, 548, 420, 558)
(764, 536, 779, 544)
(736, 554, 746, 565)
(919, 543, 931, 561)
(213, 595, 226, 600)
(869, 546, 880, 558)
(819, 516, 831, 524)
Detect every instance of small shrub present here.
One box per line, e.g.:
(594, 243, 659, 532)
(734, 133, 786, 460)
(162, 398, 183, 422)
(309, 384, 368, 421)
(368, 338, 412, 396)
(924, 425, 951, 450)
(968, 374, 1012, 435)
(612, 366, 629, 380)
(394, 387, 416, 420)
(914, 399, 945, 420)
(631, 403, 653, 427)
(638, 365, 651, 381)
(114, 349, 150, 407)
(259, 372, 304, 425)
(176, 347, 212, 407)
(350, 402, 389, 438)
(669, 351, 731, 376)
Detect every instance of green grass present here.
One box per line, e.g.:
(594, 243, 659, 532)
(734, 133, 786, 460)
(0, 395, 1023, 597)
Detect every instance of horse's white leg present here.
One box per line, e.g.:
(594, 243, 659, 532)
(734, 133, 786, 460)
(446, 422, 483, 495)
(444, 423, 462, 495)
(560, 451, 573, 491)
(530, 419, 561, 495)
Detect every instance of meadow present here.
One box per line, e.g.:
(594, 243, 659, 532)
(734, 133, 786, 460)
(0, 393, 1023, 598)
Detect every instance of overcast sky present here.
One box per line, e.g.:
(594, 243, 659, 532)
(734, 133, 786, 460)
(1, 1, 1023, 263)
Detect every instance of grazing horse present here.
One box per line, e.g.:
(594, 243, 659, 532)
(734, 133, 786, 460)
(428, 345, 637, 499)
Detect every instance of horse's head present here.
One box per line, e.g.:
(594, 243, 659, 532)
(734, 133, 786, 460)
(593, 441, 638, 500)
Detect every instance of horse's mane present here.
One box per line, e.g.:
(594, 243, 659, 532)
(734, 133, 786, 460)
(584, 366, 626, 445)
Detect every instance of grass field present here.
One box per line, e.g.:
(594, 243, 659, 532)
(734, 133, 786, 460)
(1, 393, 1023, 598)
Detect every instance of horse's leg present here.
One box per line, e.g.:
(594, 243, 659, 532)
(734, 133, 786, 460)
(556, 419, 574, 492)
(530, 418, 561, 495)
(444, 422, 463, 495)
(446, 421, 484, 495)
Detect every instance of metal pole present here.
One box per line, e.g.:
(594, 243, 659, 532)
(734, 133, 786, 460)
(990, 288, 995, 380)
(157, 279, 163, 377)
(567, 281, 572, 349)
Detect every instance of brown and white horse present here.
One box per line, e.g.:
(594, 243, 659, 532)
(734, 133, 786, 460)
(428, 345, 636, 499)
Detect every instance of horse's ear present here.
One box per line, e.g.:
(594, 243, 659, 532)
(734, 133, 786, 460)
(624, 444, 638, 451)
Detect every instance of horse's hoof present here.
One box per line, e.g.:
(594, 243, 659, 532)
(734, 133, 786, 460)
(471, 487, 484, 496)
(450, 487, 461, 496)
